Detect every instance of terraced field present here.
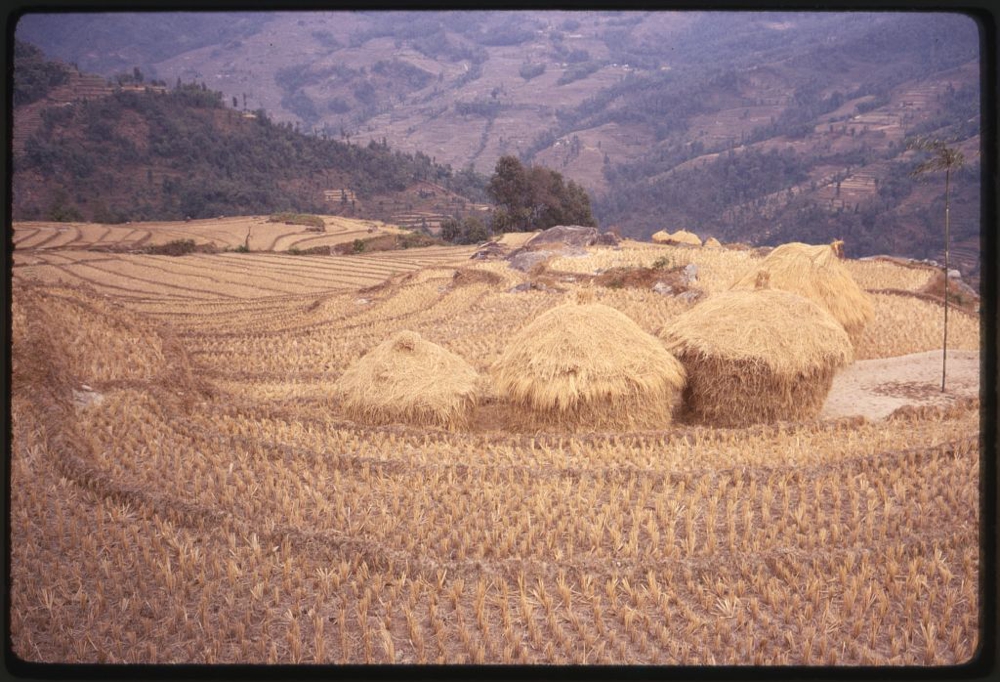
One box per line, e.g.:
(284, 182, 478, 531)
(9, 218, 982, 666)
(11, 215, 409, 254)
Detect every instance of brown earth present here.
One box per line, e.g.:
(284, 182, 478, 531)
(821, 349, 980, 421)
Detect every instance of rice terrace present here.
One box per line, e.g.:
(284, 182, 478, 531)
(8, 214, 983, 666)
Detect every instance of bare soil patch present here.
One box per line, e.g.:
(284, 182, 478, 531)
(821, 349, 979, 421)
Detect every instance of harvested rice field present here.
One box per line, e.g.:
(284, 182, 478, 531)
(9, 218, 984, 666)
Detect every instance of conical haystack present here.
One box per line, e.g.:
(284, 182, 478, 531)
(667, 229, 703, 246)
(491, 303, 686, 430)
(704, 237, 722, 249)
(336, 330, 480, 429)
(730, 241, 873, 342)
(651, 230, 672, 244)
(659, 289, 853, 427)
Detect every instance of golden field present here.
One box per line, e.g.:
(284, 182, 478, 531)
(9, 217, 982, 665)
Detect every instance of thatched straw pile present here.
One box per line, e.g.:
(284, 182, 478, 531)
(730, 241, 873, 342)
(660, 290, 853, 427)
(492, 303, 686, 430)
(704, 237, 722, 249)
(336, 330, 480, 429)
(667, 229, 703, 246)
(652, 230, 703, 246)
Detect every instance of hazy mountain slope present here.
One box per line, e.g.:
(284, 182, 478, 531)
(15, 10, 982, 275)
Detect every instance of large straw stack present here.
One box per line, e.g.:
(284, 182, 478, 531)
(730, 242, 873, 342)
(336, 330, 480, 429)
(651, 230, 672, 244)
(492, 303, 686, 430)
(660, 290, 853, 427)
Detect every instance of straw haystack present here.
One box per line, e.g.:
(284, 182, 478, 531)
(336, 330, 480, 429)
(704, 237, 722, 249)
(660, 289, 853, 427)
(667, 230, 703, 246)
(491, 303, 686, 430)
(652, 229, 703, 246)
(730, 241, 873, 342)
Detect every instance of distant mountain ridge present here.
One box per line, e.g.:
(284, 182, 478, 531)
(14, 11, 982, 277)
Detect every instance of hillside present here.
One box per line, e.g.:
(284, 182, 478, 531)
(14, 11, 982, 276)
(11, 55, 488, 228)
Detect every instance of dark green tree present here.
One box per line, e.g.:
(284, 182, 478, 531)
(487, 155, 596, 233)
(440, 217, 462, 242)
(487, 155, 532, 232)
(908, 137, 965, 392)
(461, 215, 488, 243)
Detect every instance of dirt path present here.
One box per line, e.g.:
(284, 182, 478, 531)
(821, 349, 980, 421)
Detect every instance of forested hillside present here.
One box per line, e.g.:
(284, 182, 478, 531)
(12, 52, 487, 224)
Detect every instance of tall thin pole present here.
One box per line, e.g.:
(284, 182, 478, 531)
(942, 166, 950, 392)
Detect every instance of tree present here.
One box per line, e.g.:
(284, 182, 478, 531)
(461, 215, 488, 243)
(487, 155, 532, 232)
(487, 155, 596, 233)
(440, 217, 462, 242)
(908, 137, 965, 392)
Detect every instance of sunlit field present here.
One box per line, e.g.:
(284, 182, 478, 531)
(9, 218, 980, 665)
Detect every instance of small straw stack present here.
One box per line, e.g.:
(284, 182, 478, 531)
(336, 330, 481, 430)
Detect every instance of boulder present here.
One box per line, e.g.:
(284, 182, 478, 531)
(681, 263, 699, 286)
(593, 232, 621, 247)
(508, 250, 555, 272)
(506, 225, 617, 271)
(471, 241, 508, 260)
(72, 387, 104, 411)
(508, 281, 557, 294)
(520, 225, 599, 251)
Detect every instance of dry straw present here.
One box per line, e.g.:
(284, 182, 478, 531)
(730, 242, 873, 342)
(336, 330, 480, 429)
(491, 303, 686, 430)
(704, 237, 722, 249)
(659, 289, 853, 427)
(651, 230, 703, 246)
(667, 230, 703, 247)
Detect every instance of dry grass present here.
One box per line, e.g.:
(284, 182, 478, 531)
(8, 217, 982, 666)
(842, 258, 936, 291)
(12, 216, 406, 253)
(854, 292, 980, 360)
